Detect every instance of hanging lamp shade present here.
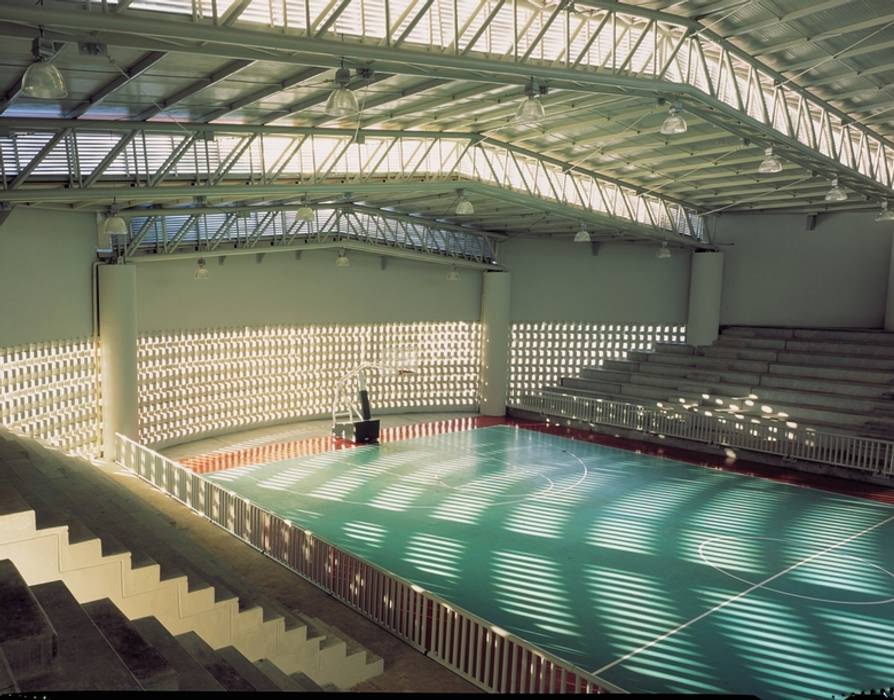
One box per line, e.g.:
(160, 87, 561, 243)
(757, 147, 783, 174)
(454, 191, 474, 215)
(21, 60, 67, 99)
(824, 177, 847, 202)
(876, 201, 894, 222)
(660, 107, 687, 135)
(103, 214, 128, 237)
(515, 95, 545, 124)
(325, 67, 359, 117)
(194, 258, 209, 280)
(573, 226, 591, 243)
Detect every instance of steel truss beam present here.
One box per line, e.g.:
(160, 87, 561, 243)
(120, 206, 502, 264)
(1, 0, 892, 197)
(0, 120, 704, 239)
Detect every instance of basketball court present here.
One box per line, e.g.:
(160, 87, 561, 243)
(184, 424, 894, 699)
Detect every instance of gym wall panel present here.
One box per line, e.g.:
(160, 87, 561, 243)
(499, 239, 691, 323)
(0, 208, 96, 347)
(716, 211, 892, 329)
(135, 249, 481, 332)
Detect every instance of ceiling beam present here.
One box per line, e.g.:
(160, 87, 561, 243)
(125, 236, 503, 269)
(200, 67, 328, 122)
(5, 0, 887, 198)
(65, 50, 166, 119)
(133, 59, 253, 121)
(719, 0, 854, 39)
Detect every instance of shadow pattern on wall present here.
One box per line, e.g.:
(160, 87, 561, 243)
(137, 322, 482, 447)
(0, 338, 101, 458)
(508, 323, 686, 406)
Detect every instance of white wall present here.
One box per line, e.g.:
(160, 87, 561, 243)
(0, 208, 97, 346)
(136, 249, 481, 331)
(715, 211, 893, 329)
(499, 238, 691, 323)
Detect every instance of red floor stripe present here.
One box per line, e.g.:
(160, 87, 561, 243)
(180, 415, 894, 506)
(180, 415, 506, 474)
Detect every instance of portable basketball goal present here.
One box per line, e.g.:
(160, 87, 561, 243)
(330, 348, 419, 444)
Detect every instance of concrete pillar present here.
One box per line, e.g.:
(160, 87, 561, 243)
(884, 237, 894, 331)
(686, 251, 724, 347)
(99, 263, 138, 459)
(479, 270, 511, 416)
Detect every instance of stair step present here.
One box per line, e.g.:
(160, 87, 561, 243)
(792, 328, 894, 345)
(785, 340, 894, 358)
(175, 631, 257, 692)
(653, 343, 693, 355)
(601, 359, 639, 372)
(777, 351, 894, 371)
(724, 326, 894, 347)
(0, 560, 57, 683)
(723, 326, 794, 339)
(130, 617, 224, 691)
(217, 646, 282, 691)
(717, 336, 788, 350)
(768, 363, 894, 385)
(578, 368, 632, 383)
(759, 374, 894, 399)
(82, 599, 178, 691)
(290, 670, 326, 692)
(0, 650, 17, 694)
(561, 377, 622, 394)
(705, 346, 779, 362)
(253, 658, 316, 691)
(25, 581, 140, 691)
(0, 488, 35, 537)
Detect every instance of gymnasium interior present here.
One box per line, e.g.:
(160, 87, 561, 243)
(1, 0, 893, 697)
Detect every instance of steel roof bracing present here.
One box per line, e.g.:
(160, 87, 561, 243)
(0, 0, 892, 259)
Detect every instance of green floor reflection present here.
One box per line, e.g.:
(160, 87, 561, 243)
(206, 426, 894, 699)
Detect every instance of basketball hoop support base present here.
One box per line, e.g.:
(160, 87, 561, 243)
(333, 419, 381, 444)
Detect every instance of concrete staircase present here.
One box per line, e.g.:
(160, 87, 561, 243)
(0, 558, 328, 692)
(0, 431, 384, 691)
(544, 326, 894, 440)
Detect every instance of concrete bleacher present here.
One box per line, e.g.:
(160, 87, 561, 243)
(546, 326, 894, 440)
(0, 431, 383, 692)
(0, 558, 330, 692)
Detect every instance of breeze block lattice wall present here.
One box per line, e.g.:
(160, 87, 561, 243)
(508, 323, 686, 405)
(0, 338, 102, 458)
(137, 322, 482, 447)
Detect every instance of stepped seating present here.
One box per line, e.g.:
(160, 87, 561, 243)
(545, 326, 894, 441)
(0, 558, 326, 692)
(0, 430, 383, 691)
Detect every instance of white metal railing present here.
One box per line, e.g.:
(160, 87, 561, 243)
(517, 390, 894, 478)
(115, 433, 625, 694)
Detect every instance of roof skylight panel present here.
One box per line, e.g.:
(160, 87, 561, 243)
(234, 0, 287, 27)
(73, 132, 131, 176)
(0, 133, 51, 176)
(128, 0, 194, 14)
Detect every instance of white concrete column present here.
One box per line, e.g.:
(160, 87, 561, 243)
(99, 263, 138, 459)
(884, 237, 894, 331)
(686, 251, 724, 347)
(479, 270, 511, 416)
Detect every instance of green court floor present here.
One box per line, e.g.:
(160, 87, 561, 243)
(205, 425, 894, 699)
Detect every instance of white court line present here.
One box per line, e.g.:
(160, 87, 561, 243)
(591, 512, 894, 676)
